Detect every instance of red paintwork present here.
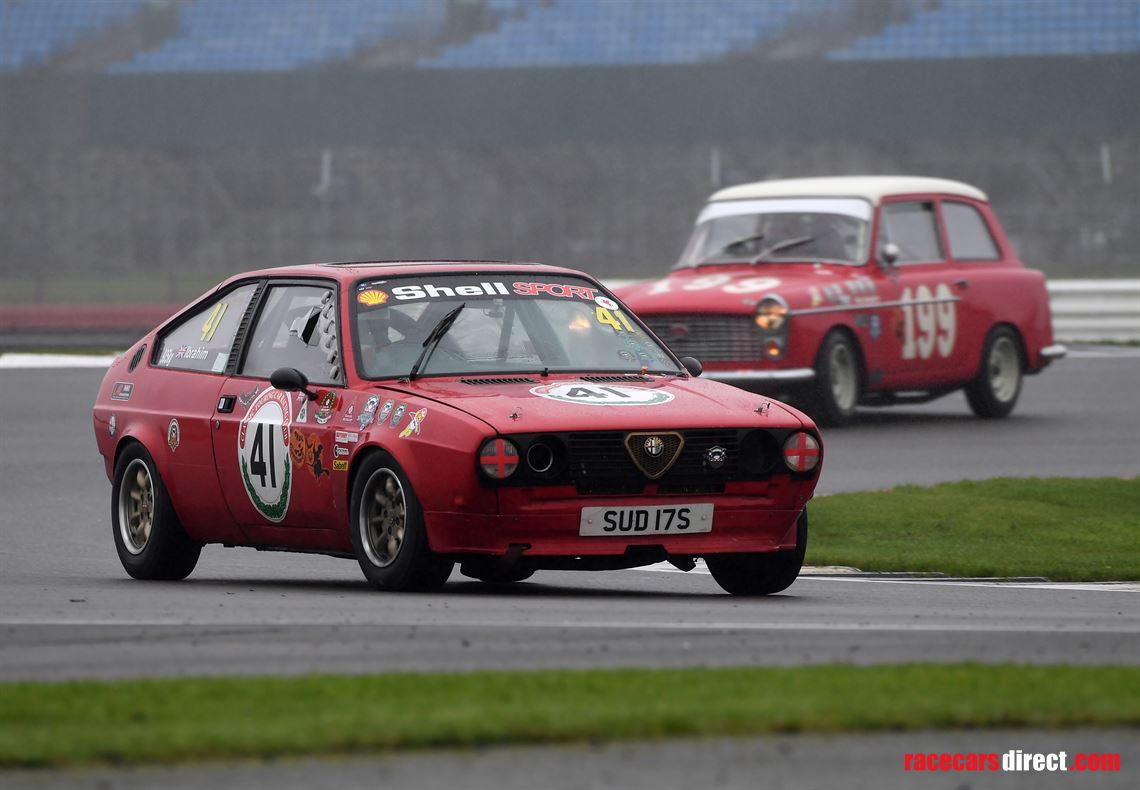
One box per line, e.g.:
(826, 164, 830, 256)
(618, 193, 1057, 393)
(93, 261, 820, 564)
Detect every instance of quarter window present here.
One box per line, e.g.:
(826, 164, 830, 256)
(241, 284, 341, 384)
(943, 202, 1000, 260)
(154, 284, 257, 373)
(881, 202, 944, 264)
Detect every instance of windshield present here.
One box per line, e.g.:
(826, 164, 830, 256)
(353, 274, 682, 379)
(676, 197, 872, 267)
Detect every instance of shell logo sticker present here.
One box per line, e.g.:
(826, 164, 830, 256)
(237, 388, 293, 523)
(357, 289, 388, 307)
(529, 382, 674, 406)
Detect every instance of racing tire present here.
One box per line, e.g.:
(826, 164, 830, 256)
(706, 509, 807, 596)
(111, 443, 201, 580)
(350, 452, 454, 592)
(807, 330, 861, 427)
(965, 326, 1023, 419)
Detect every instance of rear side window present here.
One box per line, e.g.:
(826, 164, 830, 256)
(241, 284, 341, 385)
(881, 202, 944, 264)
(943, 202, 1000, 260)
(155, 284, 258, 373)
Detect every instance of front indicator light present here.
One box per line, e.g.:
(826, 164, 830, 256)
(479, 437, 520, 480)
(782, 432, 820, 473)
(764, 339, 784, 359)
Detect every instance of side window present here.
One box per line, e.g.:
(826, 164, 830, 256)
(943, 202, 1000, 261)
(881, 202, 944, 264)
(155, 284, 258, 373)
(241, 284, 341, 385)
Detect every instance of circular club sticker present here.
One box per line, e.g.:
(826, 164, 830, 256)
(529, 382, 674, 406)
(237, 388, 293, 522)
(594, 295, 619, 310)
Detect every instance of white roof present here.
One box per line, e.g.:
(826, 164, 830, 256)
(708, 176, 987, 205)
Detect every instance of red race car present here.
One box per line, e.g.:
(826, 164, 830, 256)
(618, 176, 1066, 425)
(93, 261, 822, 595)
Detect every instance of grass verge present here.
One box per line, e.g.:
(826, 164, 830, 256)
(1, 664, 1137, 769)
(808, 477, 1140, 581)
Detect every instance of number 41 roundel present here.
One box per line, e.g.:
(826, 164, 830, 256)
(237, 388, 293, 522)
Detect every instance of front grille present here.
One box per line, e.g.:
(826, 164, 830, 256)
(642, 314, 763, 362)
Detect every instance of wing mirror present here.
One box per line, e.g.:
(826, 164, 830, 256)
(270, 367, 318, 400)
(679, 356, 702, 377)
(879, 242, 900, 268)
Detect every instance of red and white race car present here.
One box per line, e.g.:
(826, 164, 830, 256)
(93, 261, 822, 595)
(618, 176, 1066, 425)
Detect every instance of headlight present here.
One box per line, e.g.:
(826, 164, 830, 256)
(478, 437, 520, 480)
(754, 296, 789, 331)
(782, 432, 821, 473)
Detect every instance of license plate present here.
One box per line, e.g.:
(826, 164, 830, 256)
(579, 504, 714, 536)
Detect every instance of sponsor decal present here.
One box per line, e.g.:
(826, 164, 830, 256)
(237, 384, 261, 408)
(335, 430, 359, 444)
(333, 445, 350, 458)
(296, 398, 308, 423)
(398, 408, 428, 438)
(511, 281, 597, 300)
(166, 418, 180, 452)
(529, 382, 674, 406)
(869, 312, 883, 340)
(357, 395, 380, 430)
(110, 382, 134, 401)
(341, 401, 356, 424)
(289, 429, 329, 479)
(159, 348, 175, 366)
(389, 403, 407, 428)
(380, 278, 600, 303)
(809, 286, 823, 307)
(314, 390, 336, 425)
(108, 413, 117, 437)
(357, 289, 389, 307)
(333, 459, 348, 472)
(237, 388, 293, 523)
(377, 399, 394, 424)
(173, 345, 210, 361)
(390, 281, 511, 301)
(594, 295, 619, 310)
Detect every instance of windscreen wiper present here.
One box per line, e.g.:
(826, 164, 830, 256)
(750, 235, 814, 264)
(691, 233, 767, 266)
(408, 303, 465, 381)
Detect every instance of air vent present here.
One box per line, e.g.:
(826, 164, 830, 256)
(128, 344, 147, 372)
(580, 374, 652, 383)
(460, 376, 537, 386)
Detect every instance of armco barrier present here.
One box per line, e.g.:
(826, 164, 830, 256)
(0, 281, 1136, 348)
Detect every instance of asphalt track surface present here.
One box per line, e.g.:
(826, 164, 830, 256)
(1, 352, 1137, 787)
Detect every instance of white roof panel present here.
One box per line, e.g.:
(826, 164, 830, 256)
(708, 176, 987, 205)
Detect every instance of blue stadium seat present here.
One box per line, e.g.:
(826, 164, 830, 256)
(0, 0, 146, 72)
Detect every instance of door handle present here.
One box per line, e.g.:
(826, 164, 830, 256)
(217, 395, 236, 414)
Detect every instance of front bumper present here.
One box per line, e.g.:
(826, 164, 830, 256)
(704, 368, 815, 386)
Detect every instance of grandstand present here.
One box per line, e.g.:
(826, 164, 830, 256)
(0, 0, 145, 72)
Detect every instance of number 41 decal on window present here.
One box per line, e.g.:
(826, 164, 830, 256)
(900, 284, 957, 360)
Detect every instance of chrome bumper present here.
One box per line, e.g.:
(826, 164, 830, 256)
(705, 368, 816, 384)
(1041, 344, 1068, 360)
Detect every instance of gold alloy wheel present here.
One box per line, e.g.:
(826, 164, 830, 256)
(359, 468, 406, 568)
(118, 459, 154, 555)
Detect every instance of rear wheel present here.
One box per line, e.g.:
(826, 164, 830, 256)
(706, 509, 807, 596)
(111, 443, 201, 580)
(350, 452, 453, 592)
(807, 331, 860, 426)
(965, 326, 1022, 419)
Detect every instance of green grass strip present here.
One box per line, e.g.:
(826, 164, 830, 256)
(1, 665, 1137, 768)
(808, 477, 1140, 581)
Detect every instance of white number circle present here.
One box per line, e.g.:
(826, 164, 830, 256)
(237, 389, 293, 522)
(723, 276, 782, 294)
(529, 382, 674, 406)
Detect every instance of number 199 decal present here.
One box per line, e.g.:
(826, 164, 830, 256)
(900, 283, 957, 360)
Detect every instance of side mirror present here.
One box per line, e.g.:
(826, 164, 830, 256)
(880, 242, 900, 267)
(270, 367, 318, 400)
(679, 356, 702, 377)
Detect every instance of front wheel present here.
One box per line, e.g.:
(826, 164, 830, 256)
(349, 452, 454, 592)
(807, 331, 861, 427)
(706, 509, 807, 596)
(965, 326, 1022, 419)
(111, 443, 201, 580)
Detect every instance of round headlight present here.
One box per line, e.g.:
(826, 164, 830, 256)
(755, 296, 789, 331)
(782, 432, 821, 473)
(478, 437, 520, 480)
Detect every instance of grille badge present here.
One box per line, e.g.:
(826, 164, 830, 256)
(624, 431, 684, 480)
(705, 445, 727, 470)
